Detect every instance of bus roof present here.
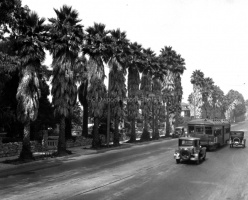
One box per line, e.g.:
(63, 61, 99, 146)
(187, 118, 230, 126)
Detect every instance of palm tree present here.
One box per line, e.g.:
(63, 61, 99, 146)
(47, 5, 84, 155)
(159, 47, 185, 136)
(77, 56, 89, 137)
(139, 48, 161, 141)
(82, 23, 111, 148)
(109, 60, 126, 146)
(202, 77, 214, 118)
(140, 72, 152, 141)
(87, 58, 107, 148)
(159, 46, 177, 136)
(151, 72, 163, 140)
(127, 42, 144, 142)
(190, 70, 205, 118)
(108, 28, 129, 146)
(14, 11, 46, 160)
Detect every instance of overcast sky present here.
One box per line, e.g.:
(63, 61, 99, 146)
(22, 0, 248, 102)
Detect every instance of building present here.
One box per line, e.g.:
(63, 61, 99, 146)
(181, 102, 190, 117)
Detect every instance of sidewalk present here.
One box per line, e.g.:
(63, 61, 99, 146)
(0, 137, 173, 172)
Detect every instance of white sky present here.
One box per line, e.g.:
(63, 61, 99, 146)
(22, 0, 248, 102)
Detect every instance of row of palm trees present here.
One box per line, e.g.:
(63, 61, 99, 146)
(1, 4, 186, 159)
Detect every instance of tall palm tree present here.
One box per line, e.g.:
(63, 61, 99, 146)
(87, 58, 107, 148)
(202, 77, 214, 118)
(47, 5, 84, 155)
(76, 56, 88, 137)
(109, 60, 126, 146)
(108, 29, 129, 146)
(151, 77, 162, 140)
(82, 23, 111, 148)
(190, 70, 205, 118)
(127, 42, 144, 142)
(140, 48, 160, 141)
(140, 72, 152, 141)
(159, 47, 185, 136)
(14, 11, 46, 159)
(159, 46, 177, 136)
(170, 54, 185, 126)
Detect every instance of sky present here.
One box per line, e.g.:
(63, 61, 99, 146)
(22, 0, 248, 102)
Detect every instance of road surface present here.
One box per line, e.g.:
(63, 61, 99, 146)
(1, 121, 248, 200)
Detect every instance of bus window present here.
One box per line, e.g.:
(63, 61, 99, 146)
(196, 126, 204, 134)
(188, 126, 194, 133)
(225, 128, 230, 134)
(205, 127, 212, 135)
(214, 129, 221, 136)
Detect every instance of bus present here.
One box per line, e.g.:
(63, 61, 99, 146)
(187, 118, 231, 150)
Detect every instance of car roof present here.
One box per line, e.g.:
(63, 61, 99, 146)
(179, 137, 200, 141)
(175, 126, 184, 129)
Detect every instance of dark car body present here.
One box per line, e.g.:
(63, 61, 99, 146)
(172, 126, 185, 138)
(229, 131, 246, 148)
(174, 137, 206, 164)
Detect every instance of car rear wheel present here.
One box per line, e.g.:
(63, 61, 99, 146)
(176, 159, 180, 164)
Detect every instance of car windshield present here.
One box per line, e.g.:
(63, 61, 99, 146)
(179, 140, 194, 146)
(230, 132, 244, 137)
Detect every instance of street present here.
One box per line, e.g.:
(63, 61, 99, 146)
(1, 121, 248, 200)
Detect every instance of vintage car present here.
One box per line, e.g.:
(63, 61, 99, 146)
(229, 131, 246, 148)
(171, 126, 186, 138)
(174, 137, 206, 164)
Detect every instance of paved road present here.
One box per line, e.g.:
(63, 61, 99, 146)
(1, 121, 248, 200)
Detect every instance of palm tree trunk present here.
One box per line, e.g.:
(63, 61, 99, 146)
(141, 115, 150, 141)
(166, 105, 170, 137)
(58, 116, 67, 155)
(92, 117, 100, 148)
(82, 100, 88, 137)
(19, 120, 33, 160)
(65, 117, 72, 140)
(152, 103, 156, 140)
(152, 106, 159, 140)
(82, 79, 88, 137)
(129, 118, 136, 142)
(113, 117, 120, 146)
(154, 115, 159, 139)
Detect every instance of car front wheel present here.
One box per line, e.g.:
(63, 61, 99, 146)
(176, 159, 180, 164)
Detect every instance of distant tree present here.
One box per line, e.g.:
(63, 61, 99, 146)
(190, 70, 205, 118)
(225, 90, 246, 122)
(201, 77, 214, 118)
